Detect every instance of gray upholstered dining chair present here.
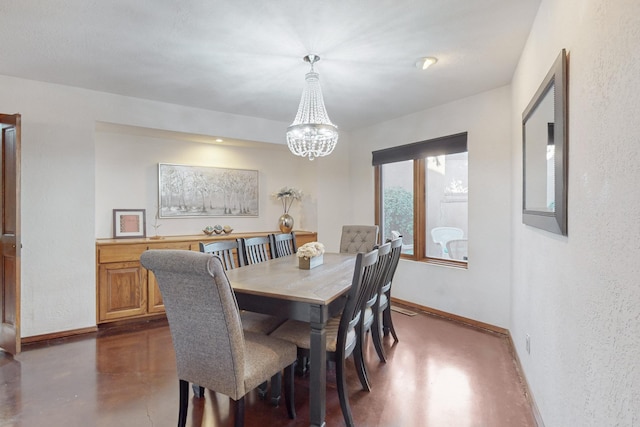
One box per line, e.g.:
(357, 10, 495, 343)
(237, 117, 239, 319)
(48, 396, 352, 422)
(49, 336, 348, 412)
(271, 248, 379, 427)
(269, 232, 297, 258)
(339, 225, 379, 253)
(140, 250, 297, 427)
(199, 239, 287, 403)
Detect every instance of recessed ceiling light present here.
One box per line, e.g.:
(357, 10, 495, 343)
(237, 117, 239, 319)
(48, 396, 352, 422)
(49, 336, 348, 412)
(415, 57, 438, 70)
(215, 138, 223, 143)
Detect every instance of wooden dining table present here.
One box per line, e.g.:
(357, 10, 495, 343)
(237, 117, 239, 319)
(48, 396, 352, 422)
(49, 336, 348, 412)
(225, 252, 357, 427)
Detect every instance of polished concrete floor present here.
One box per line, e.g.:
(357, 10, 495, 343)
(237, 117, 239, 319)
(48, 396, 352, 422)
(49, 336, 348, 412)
(1, 309, 535, 427)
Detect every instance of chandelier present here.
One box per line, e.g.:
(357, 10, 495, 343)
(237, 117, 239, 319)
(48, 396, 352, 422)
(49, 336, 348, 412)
(286, 54, 339, 161)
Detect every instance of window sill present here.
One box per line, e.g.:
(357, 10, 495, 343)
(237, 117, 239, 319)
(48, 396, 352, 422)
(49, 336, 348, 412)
(401, 254, 468, 269)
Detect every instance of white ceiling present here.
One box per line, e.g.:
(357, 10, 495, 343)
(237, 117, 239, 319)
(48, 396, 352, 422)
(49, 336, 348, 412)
(0, 1, 540, 131)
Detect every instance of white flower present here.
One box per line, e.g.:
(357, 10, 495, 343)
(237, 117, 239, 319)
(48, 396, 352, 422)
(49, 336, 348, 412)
(272, 187, 303, 213)
(296, 242, 325, 259)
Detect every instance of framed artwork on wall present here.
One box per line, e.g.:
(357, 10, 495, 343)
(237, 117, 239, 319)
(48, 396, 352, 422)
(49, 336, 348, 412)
(158, 163, 259, 218)
(113, 209, 146, 238)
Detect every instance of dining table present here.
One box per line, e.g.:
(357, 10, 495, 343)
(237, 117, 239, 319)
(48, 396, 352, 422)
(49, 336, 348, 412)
(224, 252, 357, 427)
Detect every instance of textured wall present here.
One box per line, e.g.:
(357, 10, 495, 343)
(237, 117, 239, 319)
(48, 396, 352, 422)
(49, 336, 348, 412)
(510, 0, 640, 425)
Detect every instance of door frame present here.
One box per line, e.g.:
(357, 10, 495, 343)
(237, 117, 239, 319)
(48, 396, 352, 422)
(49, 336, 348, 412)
(0, 113, 21, 355)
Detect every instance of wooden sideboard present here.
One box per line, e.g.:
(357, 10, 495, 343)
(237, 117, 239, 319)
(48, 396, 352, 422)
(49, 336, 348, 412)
(95, 230, 318, 324)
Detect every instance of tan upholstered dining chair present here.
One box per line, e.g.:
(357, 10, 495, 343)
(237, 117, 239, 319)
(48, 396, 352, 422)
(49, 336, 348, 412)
(140, 250, 297, 427)
(339, 225, 379, 253)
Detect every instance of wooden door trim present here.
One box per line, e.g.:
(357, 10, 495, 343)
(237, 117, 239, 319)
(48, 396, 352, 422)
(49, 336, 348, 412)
(0, 113, 21, 354)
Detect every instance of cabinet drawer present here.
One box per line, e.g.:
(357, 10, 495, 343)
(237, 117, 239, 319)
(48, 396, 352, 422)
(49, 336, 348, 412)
(146, 242, 191, 250)
(98, 244, 148, 263)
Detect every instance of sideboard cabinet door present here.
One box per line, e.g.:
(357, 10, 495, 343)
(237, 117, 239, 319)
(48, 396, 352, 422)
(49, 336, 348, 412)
(98, 262, 148, 322)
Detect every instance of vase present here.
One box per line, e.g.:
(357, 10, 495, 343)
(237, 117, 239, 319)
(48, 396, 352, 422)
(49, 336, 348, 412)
(298, 254, 323, 270)
(278, 213, 294, 233)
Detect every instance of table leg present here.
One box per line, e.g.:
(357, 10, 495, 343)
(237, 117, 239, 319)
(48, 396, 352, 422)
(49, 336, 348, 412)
(309, 305, 327, 427)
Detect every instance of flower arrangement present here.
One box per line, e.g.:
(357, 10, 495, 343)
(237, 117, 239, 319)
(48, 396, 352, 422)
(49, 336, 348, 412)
(297, 242, 325, 260)
(273, 186, 302, 213)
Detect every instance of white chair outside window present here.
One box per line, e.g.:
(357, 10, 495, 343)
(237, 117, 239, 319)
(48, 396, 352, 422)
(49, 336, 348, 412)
(430, 227, 464, 258)
(446, 238, 468, 261)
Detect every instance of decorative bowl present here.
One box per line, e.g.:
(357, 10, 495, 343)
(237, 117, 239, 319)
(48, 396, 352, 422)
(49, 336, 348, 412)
(223, 225, 233, 234)
(203, 226, 215, 236)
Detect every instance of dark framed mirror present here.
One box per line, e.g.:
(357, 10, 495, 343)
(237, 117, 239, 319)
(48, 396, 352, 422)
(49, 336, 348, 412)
(522, 49, 568, 235)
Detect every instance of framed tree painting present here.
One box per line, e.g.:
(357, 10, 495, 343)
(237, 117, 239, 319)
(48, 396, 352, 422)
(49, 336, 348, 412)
(158, 163, 259, 218)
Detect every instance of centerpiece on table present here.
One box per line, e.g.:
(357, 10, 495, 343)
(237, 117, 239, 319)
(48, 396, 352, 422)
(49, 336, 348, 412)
(273, 186, 302, 233)
(296, 242, 325, 270)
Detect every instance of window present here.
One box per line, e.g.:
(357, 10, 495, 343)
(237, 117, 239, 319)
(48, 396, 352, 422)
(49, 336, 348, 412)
(373, 133, 468, 265)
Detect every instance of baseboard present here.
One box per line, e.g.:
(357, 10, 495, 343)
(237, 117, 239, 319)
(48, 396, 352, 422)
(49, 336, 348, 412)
(21, 326, 98, 344)
(391, 297, 509, 335)
(97, 315, 168, 332)
(98, 313, 167, 331)
(21, 315, 168, 346)
(506, 333, 546, 427)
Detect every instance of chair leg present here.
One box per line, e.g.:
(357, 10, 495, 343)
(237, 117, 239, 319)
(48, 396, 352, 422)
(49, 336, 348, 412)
(371, 313, 387, 362)
(178, 380, 189, 427)
(234, 396, 245, 427)
(336, 358, 355, 427)
(353, 329, 371, 391)
(383, 305, 399, 342)
(191, 383, 205, 398)
(284, 364, 296, 419)
(270, 372, 282, 406)
(257, 381, 268, 399)
(295, 355, 308, 376)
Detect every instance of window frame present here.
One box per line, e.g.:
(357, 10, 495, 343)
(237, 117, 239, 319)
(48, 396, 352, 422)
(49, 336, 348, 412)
(373, 133, 468, 267)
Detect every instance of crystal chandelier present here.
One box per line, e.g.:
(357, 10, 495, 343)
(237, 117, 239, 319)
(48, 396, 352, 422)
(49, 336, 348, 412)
(286, 54, 339, 161)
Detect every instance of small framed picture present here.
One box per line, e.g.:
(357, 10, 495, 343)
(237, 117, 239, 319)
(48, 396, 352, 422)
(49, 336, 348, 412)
(113, 209, 146, 239)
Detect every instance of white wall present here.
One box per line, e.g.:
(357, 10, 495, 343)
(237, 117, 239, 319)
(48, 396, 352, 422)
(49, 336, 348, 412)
(313, 132, 353, 253)
(349, 86, 513, 328)
(0, 75, 349, 337)
(0, 77, 99, 337)
(511, 0, 640, 425)
(95, 126, 318, 237)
